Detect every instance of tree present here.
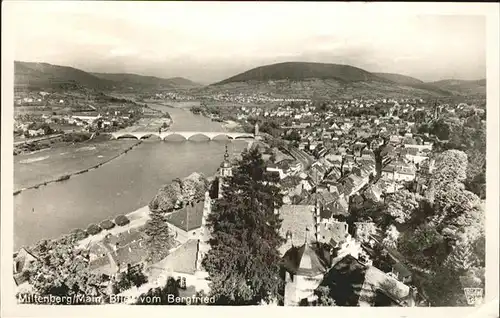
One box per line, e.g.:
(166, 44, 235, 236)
(135, 276, 179, 305)
(314, 286, 336, 306)
(431, 150, 468, 186)
(430, 116, 462, 141)
(473, 235, 485, 267)
(112, 264, 148, 294)
(426, 150, 469, 204)
(349, 199, 386, 226)
(398, 223, 447, 270)
(384, 189, 420, 224)
(143, 212, 173, 263)
(115, 215, 130, 226)
(283, 130, 301, 142)
(100, 219, 115, 230)
(87, 224, 102, 236)
(202, 146, 284, 305)
(432, 182, 483, 242)
(39, 123, 54, 135)
(259, 119, 282, 138)
(27, 235, 107, 300)
(445, 239, 477, 274)
(382, 225, 400, 248)
(422, 266, 468, 306)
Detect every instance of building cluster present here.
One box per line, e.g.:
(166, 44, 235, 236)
(278, 202, 418, 306)
(199, 93, 310, 105)
(13, 90, 145, 139)
(152, 92, 196, 101)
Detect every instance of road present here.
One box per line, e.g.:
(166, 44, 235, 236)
(14, 134, 64, 146)
(286, 146, 315, 170)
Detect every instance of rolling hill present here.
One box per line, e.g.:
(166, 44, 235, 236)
(14, 60, 486, 98)
(209, 62, 485, 98)
(216, 62, 391, 85)
(373, 73, 424, 86)
(14, 61, 201, 91)
(91, 73, 201, 89)
(427, 79, 486, 96)
(14, 61, 113, 90)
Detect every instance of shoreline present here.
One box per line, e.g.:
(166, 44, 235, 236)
(16, 204, 152, 253)
(75, 205, 151, 249)
(13, 139, 143, 195)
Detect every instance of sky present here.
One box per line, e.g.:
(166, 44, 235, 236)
(8, 2, 488, 84)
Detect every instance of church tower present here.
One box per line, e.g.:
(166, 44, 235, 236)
(196, 191, 212, 276)
(254, 122, 259, 136)
(217, 144, 233, 198)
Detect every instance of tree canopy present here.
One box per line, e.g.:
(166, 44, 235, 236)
(27, 234, 107, 300)
(431, 149, 468, 186)
(384, 189, 420, 224)
(314, 286, 337, 306)
(202, 146, 284, 305)
(398, 224, 448, 270)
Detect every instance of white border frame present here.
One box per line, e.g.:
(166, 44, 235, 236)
(2, 2, 498, 318)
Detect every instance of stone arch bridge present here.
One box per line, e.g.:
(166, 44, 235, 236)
(110, 131, 255, 141)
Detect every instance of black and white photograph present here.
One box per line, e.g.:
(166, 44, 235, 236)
(1, 1, 499, 316)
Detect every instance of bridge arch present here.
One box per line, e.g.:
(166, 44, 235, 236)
(233, 134, 255, 140)
(115, 134, 139, 140)
(163, 133, 188, 141)
(186, 133, 212, 141)
(139, 133, 162, 140)
(211, 133, 233, 141)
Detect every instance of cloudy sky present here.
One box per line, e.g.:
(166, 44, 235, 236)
(8, 2, 487, 84)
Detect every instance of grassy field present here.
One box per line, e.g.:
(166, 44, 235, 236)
(14, 139, 138, 191)
(119, 117, 173, 132)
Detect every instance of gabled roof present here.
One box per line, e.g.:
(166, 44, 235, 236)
(165, 201, 204, 232)
(114, 240, 148, 268)
(321, 194, 349, 219)
(152, 239, 199, 275)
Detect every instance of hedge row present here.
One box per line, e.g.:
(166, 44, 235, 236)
(80, 215, 130, 237)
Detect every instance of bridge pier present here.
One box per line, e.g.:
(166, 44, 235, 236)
(110, 131, 255, 141)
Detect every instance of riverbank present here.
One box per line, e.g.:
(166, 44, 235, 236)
(75, 205, 151, 249)
(14, 139, 142, 194)
(14, 104, 243, 249)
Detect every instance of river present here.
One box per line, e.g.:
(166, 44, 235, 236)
(14, 104, 248, 250)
